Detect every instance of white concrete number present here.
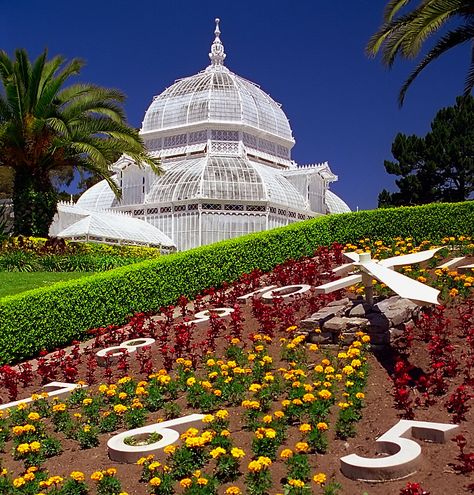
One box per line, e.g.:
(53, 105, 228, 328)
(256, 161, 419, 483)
(340, 419, 459, 481)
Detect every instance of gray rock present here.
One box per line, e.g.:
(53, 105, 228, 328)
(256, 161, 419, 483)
(349, 304, 366, 317)
(340, 332, 357, 344)
(307, 332, 333, 344)
(327, 297, 350, 307)
(389, 327, 405, 341)
(323, 316, 349, 332)
(346, 317, 369, 329)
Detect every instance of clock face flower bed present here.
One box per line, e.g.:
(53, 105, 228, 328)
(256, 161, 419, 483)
(0, 238, 472, 495)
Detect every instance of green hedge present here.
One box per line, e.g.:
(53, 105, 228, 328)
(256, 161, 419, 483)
(0, 201, 473, 364)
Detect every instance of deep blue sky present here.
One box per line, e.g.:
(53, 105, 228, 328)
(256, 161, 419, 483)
(0, 0, 468, 210)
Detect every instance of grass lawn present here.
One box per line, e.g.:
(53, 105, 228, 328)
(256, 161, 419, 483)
(0, 272, 92, 298)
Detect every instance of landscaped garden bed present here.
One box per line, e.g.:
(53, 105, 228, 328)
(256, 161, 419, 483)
(0, 236, 472, 494)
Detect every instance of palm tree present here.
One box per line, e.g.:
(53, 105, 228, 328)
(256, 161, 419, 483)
(367, 0, 474, 105)
(0, 49, 161, 236)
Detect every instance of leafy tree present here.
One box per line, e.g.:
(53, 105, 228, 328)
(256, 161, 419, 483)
(0, 49, 161, 236)
(379, 95, 474, 206)
(367, 0, 474, 105)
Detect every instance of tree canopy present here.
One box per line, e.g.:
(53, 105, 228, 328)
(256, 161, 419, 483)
(0, 49, 161, 236)
(378, 95, 474, 207)
(367, 0, 474, 105)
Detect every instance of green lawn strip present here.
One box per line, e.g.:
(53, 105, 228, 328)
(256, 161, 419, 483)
(0, 272, 92, 298)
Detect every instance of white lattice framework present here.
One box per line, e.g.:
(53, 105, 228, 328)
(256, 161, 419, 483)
(52, 19, 351, 251)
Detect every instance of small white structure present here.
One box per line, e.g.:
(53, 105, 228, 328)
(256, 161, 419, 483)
(315, 249, 442, 305)
(51, 19, 350, 251)
(51, 203, 176, 252)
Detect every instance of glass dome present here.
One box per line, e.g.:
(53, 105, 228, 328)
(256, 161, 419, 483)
(76, 175, 117, 210)
(141, 20, 294, 145)
(325, 189, 351, 214)
(145, 155, 307, 209)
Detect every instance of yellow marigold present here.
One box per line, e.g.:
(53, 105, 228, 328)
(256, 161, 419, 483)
(302, 393, 316, 403)
(23, 472, 35, 481)
(150, 477, 161, 486)
(313, 473, 327, 485)
(148, 461, 161, 471)
(52, 403, 67, 412)
(342, 365, 354, 375)
(314, 365, 324, 373)
(257, 456, 272, 467)
(356, 392, 365, 399)
(338, 402, 350, 409)
(82, 398, 93, 406)
(248, 460, 263, 472)
(186, 377, 196, 386)
(197, 477, 208, 485)
(280, 448, 293, 459)
(226, 487, 242, 495)
(249, 383, 262, 392)
(13, 477, 26, 488)
(70, 471, 85, 482)
(114, 404, 128, 414)
(299, 423, 312, 433)
(318, 390, 332, 400)
(90, 471, 104, 482)
(210, 447, 226, 458)
(221, 429, 231, 437)
(317, 422, 329, 431)
(274, 410, 285, 419)
(216, 409, 229, 419)
(49, 475, 63, 485)
(180, 478, 192, 488)
(27, 412, 40, 421)
(13, 425, 24, 435)
(289, 479, 305, 488)
(17, 443, 30, 454)
(295, 442, 309, 453)
(164, 445, 176, 455)
(231, 447, 245, 458)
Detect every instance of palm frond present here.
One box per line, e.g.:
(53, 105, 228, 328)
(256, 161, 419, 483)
(399, 22, 474, 105)
(383, 0, 413, 22)
(28, 51, 48, 113)
(464, 39, 474, 96)
(402, 0, 461, 57)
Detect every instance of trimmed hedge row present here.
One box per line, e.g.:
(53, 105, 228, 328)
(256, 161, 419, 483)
(0, 201, 473, 364)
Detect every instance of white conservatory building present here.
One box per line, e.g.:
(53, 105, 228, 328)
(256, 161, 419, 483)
(51, 19, 350, 251)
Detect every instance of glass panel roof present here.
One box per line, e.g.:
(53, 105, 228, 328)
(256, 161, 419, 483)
(325, 190, 351, 214)
(141, 68, 293, 143)
(145, 155, 306, 209)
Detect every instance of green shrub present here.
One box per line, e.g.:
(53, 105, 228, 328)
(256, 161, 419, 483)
(0, 201, 472, 364)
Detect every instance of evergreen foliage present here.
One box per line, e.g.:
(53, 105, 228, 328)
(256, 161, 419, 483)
(0, 201, 473, 364)
(379, 96, 474, 206)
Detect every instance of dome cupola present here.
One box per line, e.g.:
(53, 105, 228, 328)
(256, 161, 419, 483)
(141, 19, 294, 167)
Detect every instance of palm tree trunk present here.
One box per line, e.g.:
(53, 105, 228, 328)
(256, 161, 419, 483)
(12, 166, 58, 236)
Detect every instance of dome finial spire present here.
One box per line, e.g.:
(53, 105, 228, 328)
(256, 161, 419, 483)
(209, 17, 226, 66)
